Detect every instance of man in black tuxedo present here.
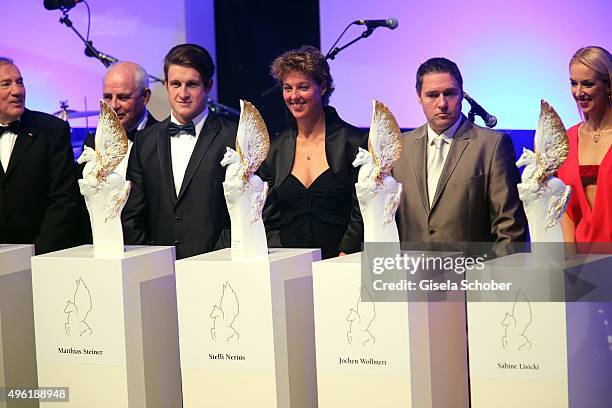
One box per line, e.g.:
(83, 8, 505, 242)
(121, 44, 237, 259)
(79, 61, 158, 242)
(0, 57, 79, 253)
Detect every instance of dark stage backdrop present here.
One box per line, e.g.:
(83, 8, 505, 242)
(214, 0, 321, 135)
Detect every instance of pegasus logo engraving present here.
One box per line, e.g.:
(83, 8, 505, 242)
(346, 286, 376, 346)
(501, 289, 533, 351)
(210, 282, 240, 343)
(64, 277, 93, 336)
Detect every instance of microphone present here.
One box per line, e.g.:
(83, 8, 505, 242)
(206, 98, 240, 119)
(354, 18, 399, 30)
(84, 43, 119, 65)
(463, 92, 497, 128)
(44, 0, 83, 10)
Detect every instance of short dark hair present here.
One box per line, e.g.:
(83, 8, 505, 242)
(271, 45, 334, 105)
(416, 57, 463, 94)
(163, 44, 215, 84)
(0, 57, 15, 67)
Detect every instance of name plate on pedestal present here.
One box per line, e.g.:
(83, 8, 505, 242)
(0, 245, 36, 408)
(312, 252, 469, 408)
(31, 245, 181, 408)
(175, 248, 320, 408)
(467, 251, 612, 408)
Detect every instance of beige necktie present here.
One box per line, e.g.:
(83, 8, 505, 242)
(427, 137, 446, 207)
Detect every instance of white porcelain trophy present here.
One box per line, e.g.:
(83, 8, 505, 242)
(221, 100, 270, 260)
(77, 101, 131, 257)
(516, 100, 571, 242)
(352, 100, 403, 242)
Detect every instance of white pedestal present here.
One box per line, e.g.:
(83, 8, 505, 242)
(31, 245, 181, 408)
(175, 248, 320, 408)
(467, 252, 612, 408)
(0, 245, 36, 408)
(312, 252, 469, 408)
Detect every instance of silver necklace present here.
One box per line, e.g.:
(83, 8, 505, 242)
(304, 141, 323, 160)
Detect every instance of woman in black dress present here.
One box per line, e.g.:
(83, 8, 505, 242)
(260, 46, 365, 259)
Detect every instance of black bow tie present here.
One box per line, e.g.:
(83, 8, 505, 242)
(0, 121, 20, 137)
(167, 121, 196, 137)
(126, 128, 137, 142)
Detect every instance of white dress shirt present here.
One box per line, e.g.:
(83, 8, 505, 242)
(170, 107, 208, 196)
(426, 116, 462, 206)
(0, 121, 20, 172)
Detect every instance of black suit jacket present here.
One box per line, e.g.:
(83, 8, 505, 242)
(0, 109, 80, 253)
(78, 112, 158, 243)
(259, 106, 366, 254)
(121, 112, 237, 259)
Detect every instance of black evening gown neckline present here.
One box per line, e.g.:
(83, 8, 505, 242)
(277, 168, 352, 259)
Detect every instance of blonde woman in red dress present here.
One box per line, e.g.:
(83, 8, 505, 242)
(558, 46, 612, 243)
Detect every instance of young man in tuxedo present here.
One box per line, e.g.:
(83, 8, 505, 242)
(0, 57, 79, 253)
(121, 44, 237, 259)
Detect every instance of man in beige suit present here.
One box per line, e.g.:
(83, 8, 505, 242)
(393, 57, 526, 246)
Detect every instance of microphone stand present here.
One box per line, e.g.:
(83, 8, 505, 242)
(467, 108, 477, 124)
(57, 9, 163, 83)
(464, 92, 497, 128)
(206, 98, 240, 119)
(58, 9, 113, 68)
(325, 27, 374, 60)
(465, 94, 479, 124)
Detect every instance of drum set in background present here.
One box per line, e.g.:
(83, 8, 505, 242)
(53, 100, 99, 121)
(53, 100, 99, 157)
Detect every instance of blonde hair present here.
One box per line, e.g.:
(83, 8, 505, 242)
(570, 46, 611, 89)
(570, 46, 611, 119)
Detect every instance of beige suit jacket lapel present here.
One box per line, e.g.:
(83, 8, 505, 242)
(412, 125, 430, 215)
(430, 116, 472, 212)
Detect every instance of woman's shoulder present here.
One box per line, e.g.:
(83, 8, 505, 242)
(327, 108, 366, 144)
(564, 122, 581, 154)
(335, 121, 365, 140)
(268, 127, 291, 148)
(557, 123, 581, 177)
(567, 123, 580, 138)
(263, 128, 294, 170)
